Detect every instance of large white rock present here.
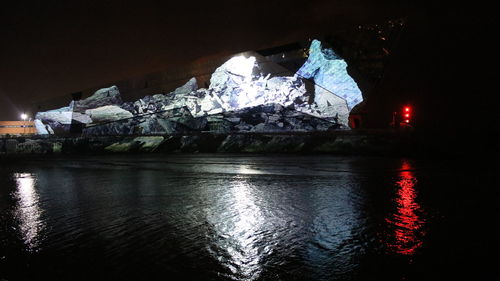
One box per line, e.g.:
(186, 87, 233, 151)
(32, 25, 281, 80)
(295, 86, 350, 125)
(35, 111, 73, 125)
(35, 110, 91, 124)
(85, 105, 133, 123)
(172, 77, 198, 96)
(34, 119, 49, 135)
(72, 112, 93, 124)
(209, 56, 256, 89)
(297, 39, 363, 111)
(74, 85, 123, 112)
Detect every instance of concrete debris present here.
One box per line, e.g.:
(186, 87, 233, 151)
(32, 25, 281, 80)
(34, 40, 362, 135)
(85, 105, 133, 123)
(297, 39, 363, 111)
(73, 85, 123, 112)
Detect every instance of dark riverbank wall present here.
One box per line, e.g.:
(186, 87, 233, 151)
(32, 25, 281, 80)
(1, 130, 418, 157)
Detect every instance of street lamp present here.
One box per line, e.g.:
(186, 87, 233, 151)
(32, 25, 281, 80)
(21, 113, 28, 134)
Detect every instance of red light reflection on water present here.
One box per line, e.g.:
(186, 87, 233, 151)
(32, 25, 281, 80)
(385, 160, 425, 255)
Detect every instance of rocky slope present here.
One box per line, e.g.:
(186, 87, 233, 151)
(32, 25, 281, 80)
(34, 40, 362, 136)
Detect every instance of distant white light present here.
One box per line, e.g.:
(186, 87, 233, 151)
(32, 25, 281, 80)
(21, 113, 28, 120)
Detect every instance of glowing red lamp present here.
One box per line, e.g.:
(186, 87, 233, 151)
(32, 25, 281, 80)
(401, 106, 412, 126)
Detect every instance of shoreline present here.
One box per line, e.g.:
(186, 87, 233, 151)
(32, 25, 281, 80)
(1, 130, 421, 157)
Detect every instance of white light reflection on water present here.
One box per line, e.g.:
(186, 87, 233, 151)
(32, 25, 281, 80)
(207, 176, 267, 281)
(13, 173, 44, 251)
(236, 165, 263, 175)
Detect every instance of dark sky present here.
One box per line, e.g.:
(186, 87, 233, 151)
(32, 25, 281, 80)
(0, 0, 409, 120)
(0, 0, 497, 150)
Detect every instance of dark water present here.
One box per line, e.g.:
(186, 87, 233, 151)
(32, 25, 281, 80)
(0, 154, 496, 280)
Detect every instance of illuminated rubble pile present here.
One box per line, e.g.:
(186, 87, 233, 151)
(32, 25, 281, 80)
(35, 40, 362, 136)
(297, 39, 363, 111)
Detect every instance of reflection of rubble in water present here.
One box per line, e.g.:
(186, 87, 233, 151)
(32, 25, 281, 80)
(34, 40, 362, 136)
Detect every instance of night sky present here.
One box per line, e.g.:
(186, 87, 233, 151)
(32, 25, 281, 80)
(0, 1, 496, 150)
(0, 0, 409, 118)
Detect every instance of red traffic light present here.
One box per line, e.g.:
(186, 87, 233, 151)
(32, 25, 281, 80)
(392, 105, 414, 128)
(400, 106, 412, 126)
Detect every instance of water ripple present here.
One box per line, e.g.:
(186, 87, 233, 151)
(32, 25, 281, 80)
(0, 155, 446, 281)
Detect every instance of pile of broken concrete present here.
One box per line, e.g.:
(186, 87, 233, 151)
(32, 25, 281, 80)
(35, 40, 362, 137)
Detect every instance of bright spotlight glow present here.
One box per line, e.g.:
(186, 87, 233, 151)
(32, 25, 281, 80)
(21, 113, 28, 120)
(225, 56, 256, 80)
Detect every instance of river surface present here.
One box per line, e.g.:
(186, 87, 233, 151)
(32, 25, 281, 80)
(0, 154, 496, 280)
